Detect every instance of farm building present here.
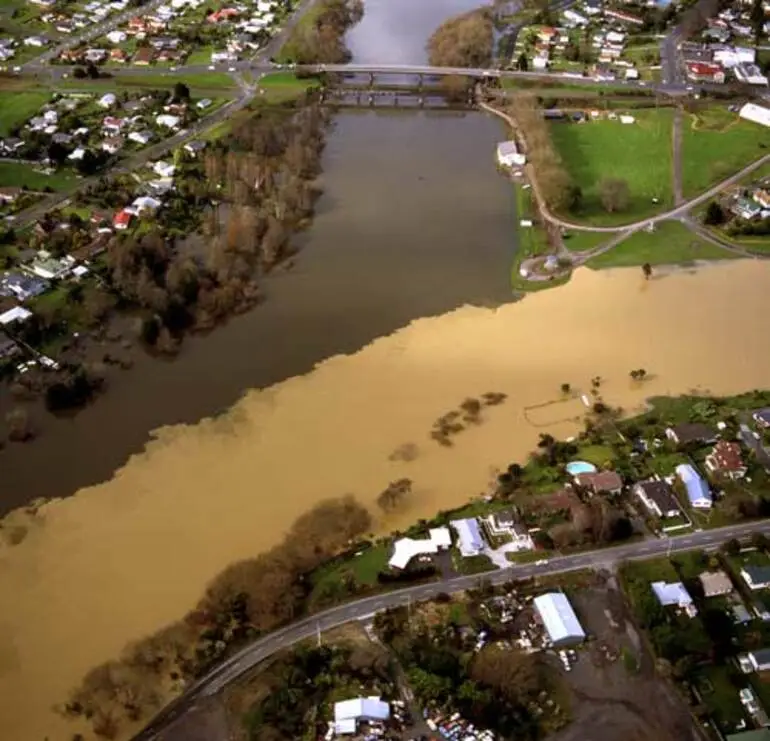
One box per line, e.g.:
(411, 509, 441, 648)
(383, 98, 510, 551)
(533, 592, 586, 647)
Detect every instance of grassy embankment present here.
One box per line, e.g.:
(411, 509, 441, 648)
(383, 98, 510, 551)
(585, 220, 738, 270)
(549, 107, 674, 227)
(680, 105, 770, 199)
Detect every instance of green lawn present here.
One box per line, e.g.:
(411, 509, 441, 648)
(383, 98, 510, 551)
(696, 665, 747, 731)
(259, 72, 321, 103)
(550, 108, 674, 225)
(561, 230, 611, 253)
(0, 90, 49, 137)
(680, 106, 770, 198)
(276, 0, 326, 62)
(0, 162, 77, 191)
(515, 183, 550, 258)
(585, 220, 738, 269)
(58, 72, 237, 93)
(575, 444, 615, 466)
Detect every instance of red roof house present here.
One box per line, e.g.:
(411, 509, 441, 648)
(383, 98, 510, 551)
(113, 209, 133, 230)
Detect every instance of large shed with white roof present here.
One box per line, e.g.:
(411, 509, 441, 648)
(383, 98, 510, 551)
(739, 102, 770, 128)
(533, 592, 586, 647)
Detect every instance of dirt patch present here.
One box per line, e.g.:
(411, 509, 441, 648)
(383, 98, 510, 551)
(551, 576, 705, 741)
(157, 697, 230, 741)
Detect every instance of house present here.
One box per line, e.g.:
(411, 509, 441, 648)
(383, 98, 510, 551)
(713, 46, 756, 68)
(699, 570, 733, 597)
(742, 565, 770, 590)
(388, 527, 451, 570)
(748, 649, 770, 672)
(533, 592, 586, 647)
(131, 195, 162, 214)
(0, 306, 32, 325)
(686, 61, 726, 83)
(110, 48, 128, 63)
(152, 160, 175, 178)
(496, 140, 525, 168)
(333, 698, 390, 736)
(133, 47, 155, 65)
(184, 140, 207, 156)
(106, 30, 127, 44)
(155, 114, 181, 129)
(0, 271, 48, 300)
(705, 441, 747, 479)
(484, 510, 534, 551)
(532, 53, 549, 70)
(28, 251, 74, 280)
(450, 518, 484, 557)
(196, 98, 213, 110)
(208, 7, 240, 22)
(113, 209, 133, 230)
(740, 102, 770, 128)
(128, 130, 153, 145)
(754, 189, 770, 209)
(634, 480, 681, 518)
(652, 581, 698, 616)
(733, 197, 762, 220)
(102, 116, 125, 133)
(735, 63, 768, 85)
(754, 408, 770, 428)
(102, 136, 124, 154)
(574, 470, 623, 495)
(665, 422, 716, 446)
(676, 464, 712, 509)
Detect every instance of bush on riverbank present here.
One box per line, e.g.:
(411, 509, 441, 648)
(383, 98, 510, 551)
(426, 8, 494, 68)
(60, 496, 372, 738)
(278, 0, 364, 64)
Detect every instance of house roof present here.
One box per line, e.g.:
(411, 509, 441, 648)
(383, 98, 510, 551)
(450, 518, 484, 557)
(668, 422, 715, 443)
(743, 565, 770, 583)
(652, 580, 693, 606)
(334, 698, 389, 723)
(575, 470, 623, 492)
(636, 480, 680, 513)
(749, 648, 770, 665)
(113, 209, 133, 226)
(687, 61, 723, 75)
(676, 464, 712, 505)
(709, 441, 745, 471)
(534, 592, 585, 643)
(699, 570, 732, 596)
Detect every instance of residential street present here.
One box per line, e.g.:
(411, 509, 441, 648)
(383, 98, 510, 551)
(133, 518, 770, 741)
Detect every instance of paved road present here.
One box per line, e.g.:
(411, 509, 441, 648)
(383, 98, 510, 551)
(133, 518, 770, 740)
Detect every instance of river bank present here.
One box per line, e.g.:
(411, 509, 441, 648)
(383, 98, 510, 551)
(3, 261, 770, 740)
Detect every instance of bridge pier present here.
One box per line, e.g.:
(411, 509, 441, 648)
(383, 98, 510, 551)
(417, 73, 423, 92)
(368, 72, 375, 88)
(368, 93, 374, 107)
(418, 96, 424, 107)
(394, 95, 399, 107)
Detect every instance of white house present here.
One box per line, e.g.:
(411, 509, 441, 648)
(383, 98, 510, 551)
(106, 30, 127, 44)
(155, 113, 181, 129)
(740, 102, 770, 128)
(131, 195, 162, 214)
(533, 592, 585, 647)
(0, 306, 32, 325)
(747, 649, 770, 672)
(676, 464, 712, 509)
(68, 147, 86, 161)
(484, 510, 534, 551)
(388, 527, 451, 570)
(450, 518, 484, 557)
(496, 140, 526, 168)
(128, 130, 153, 145)
(734, 63, 768, 85)
(98, 93, 117, 109)
(652, 580, 698, 617)
(152, 160, 175, 178)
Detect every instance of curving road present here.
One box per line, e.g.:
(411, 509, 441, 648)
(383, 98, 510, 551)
(133, 518, 770, 740)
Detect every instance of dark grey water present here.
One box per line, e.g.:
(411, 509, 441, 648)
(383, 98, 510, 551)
(1, 5, 516, 510)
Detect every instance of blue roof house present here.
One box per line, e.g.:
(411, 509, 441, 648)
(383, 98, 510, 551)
(676, 464, 712, 509)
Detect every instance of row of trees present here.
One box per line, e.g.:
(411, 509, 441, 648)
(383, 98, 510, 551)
(62, 496, 373, 738)
(426, 8, 494, 68)
(507, 95, 580, 213)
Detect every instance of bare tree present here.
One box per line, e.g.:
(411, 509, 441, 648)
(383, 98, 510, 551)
(599, 177, 630, 213)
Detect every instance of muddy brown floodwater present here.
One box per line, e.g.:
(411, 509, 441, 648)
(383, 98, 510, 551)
(2, 261, 770, 740)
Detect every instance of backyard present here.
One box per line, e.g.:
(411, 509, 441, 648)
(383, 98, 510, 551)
(680, 105, 770, 198)
(549, 108, 674, 226)
(0, 161, 77, 190)
(585, 220, 737, 269)
(0, 90, 50, 137)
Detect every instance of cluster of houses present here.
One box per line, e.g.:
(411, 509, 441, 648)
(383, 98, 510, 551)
(0, 138, 207, 362)
(681, 5, 770, 86)
(516, 0, 657, 82)
(58, 0, 284, 67)
(1, 91, 206, 174)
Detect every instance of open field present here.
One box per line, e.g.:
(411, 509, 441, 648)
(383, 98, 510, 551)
(515, 183, 550, 258)
(681, 106, 770, 198)
(550, 108, 674, 226)
(259, 72, 320, 102)
(586, 220, 737, 269)
(276, 1, 325, 63)
(56, 72, 237, 93)
(0, 90, 49, 137)
(0, 162, 77, 190)
(562, 230, 611, 252)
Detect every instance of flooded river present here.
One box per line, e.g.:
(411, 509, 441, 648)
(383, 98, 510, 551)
(4, 262, 770, 740)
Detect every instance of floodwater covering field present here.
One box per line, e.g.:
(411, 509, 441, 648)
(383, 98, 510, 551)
(3, 261, 770, 740)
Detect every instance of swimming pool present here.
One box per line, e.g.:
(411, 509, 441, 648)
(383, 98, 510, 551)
(566, 461, 597, 475)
